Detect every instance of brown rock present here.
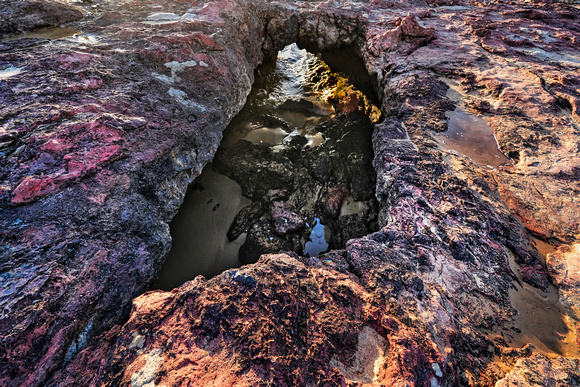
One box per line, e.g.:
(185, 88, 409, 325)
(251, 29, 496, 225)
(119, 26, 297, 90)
(496, 354, 580, 387)
(269, 201, 305, 235)
(103, 254, 444, 386)
(227, 201, 264, 241)
(547, 244, 580, 317)
(0, 1, 84, 35)
(400, 14, 434, 38)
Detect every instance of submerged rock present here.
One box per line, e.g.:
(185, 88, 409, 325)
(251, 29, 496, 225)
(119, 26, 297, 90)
(227, 201, 263, 241)
(0, 0, 579, 385)
(211, 104, 378, 266)
(239, 222, 295, 263)
(269, 201, 305, 236)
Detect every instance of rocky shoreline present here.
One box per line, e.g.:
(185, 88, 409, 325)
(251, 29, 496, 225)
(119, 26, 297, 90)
(1, 0, 579, 385)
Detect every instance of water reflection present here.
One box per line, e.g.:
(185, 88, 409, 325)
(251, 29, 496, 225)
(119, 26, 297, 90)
(304, 217, 329, 257)
(504, 250, 580, 357)
(222, 44, 336, 150)
(436, 109, 511, 168)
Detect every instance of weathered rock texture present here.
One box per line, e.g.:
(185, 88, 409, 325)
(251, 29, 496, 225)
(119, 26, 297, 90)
(1, 0, 265, 385)
(0, 1, 84, 35)
(548, 244, 580, 318)
(496, 354, 580, 387)
(0, 0, 579, 386)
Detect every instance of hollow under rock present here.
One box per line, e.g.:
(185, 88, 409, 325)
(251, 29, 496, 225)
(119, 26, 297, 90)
(155, 43, 381, 290)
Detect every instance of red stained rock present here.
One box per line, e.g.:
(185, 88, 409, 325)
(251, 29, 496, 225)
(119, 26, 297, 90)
(12, 174, 64, 204)
(104, 254, 444, 386)
(322, 185, 349, 218)
(65, 144, 121, 178)
(400, 14, 434, 38)
(368, 27, 403, 55)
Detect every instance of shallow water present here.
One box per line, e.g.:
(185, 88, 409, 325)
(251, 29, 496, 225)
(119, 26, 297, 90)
(304, 217, 329, 257)
(436, 109, 511, 168)
(3, 27, 81, 41)
(340, 198, 367, 217)
(503, 250, 580, 357)
(531, 236, 559, 269)
(221, 44, 336, 150)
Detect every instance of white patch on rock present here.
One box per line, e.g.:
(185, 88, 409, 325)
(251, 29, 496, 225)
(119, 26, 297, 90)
(153, 73, 173, 84)
(164, 60, 197, 81)
(129, 332, 146, 350)
(131, 348, 163, 387)
(520, 48, 580, 67)
(147, 12, 180, 20)
(168, 87, 207, 113)
(142, 12, 180, 24)
(473, 273, 486, 290)
(0, 65, 24, 80)
(329, 326, 388, 383)
(142, 12, 197, 25)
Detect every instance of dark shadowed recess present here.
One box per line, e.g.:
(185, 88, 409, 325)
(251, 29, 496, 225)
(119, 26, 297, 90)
(320, 44, 381, 108)
(154, 43, 382, 290)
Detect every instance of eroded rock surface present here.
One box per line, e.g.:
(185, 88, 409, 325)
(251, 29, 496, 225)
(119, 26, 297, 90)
(0, 1, 84, 36)
(1, 0, 580, 385)
(548, 244, 580, 318)
(496, 354, 580, 387)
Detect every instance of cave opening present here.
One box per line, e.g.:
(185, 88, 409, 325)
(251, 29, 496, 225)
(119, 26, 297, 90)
(154, 43, 381, 291)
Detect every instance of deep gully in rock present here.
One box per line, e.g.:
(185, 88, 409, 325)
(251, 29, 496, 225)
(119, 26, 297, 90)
(155, 43, 380, 290)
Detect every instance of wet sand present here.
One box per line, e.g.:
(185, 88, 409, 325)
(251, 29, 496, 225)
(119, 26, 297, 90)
(155, 167, 251, 290)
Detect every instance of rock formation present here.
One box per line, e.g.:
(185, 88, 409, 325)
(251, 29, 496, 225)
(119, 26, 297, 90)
(0, 0, 579, 385)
